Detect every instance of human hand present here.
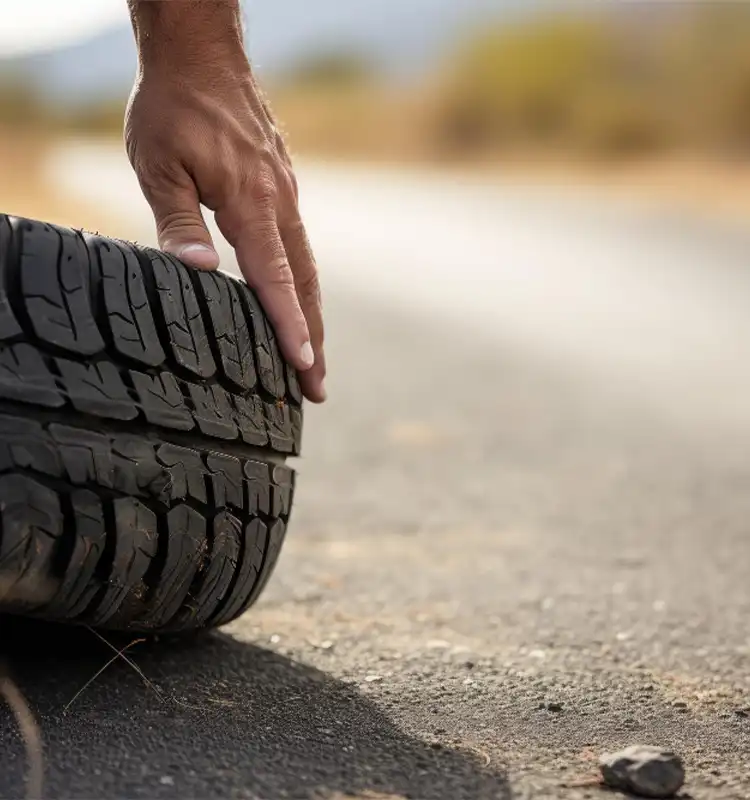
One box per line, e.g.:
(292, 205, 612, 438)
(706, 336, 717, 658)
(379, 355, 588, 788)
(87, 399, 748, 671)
(125, 5, 325, 402)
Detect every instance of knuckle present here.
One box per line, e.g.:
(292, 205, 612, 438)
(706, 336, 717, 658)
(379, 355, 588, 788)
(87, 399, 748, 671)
(156, 211, 205, 242)
(265, 260, 296, 288)
(288, 170, 300, 198)
(248, 169, 278, 206)
(296, 269, 321, 307)
(280, 169, 299, 207)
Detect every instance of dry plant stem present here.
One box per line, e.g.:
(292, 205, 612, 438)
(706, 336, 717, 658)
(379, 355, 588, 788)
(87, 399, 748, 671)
(63, 639, 146, 713)
(86, 628, 167, 702)
(0, 666, 44, 800)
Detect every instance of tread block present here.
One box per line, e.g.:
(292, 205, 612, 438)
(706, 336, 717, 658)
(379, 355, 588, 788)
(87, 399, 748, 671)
(0, 415, 63, 477)
(56, 357, 138, 420)
(156, 444, 208, 505)
(50, 425, 116, 488)
(84, 497, 158, 626)
(290, 407, 303, 455)
(149, 250, 216, 378)
(46, 489, 107, 619)
(0, 343, 63, 407)
(264, 400, 295, 453)
(206, 453, 245, 511)
(175, 510, 241, 629)
(130, 370, 194, 431)
(244, 518, 286, 609)
(233, 395, 269, 447)
(210, 517, 268, 626)
(244, 460, 272, 516)
(187, 382, 238, 439)
(87, 235, 166, 366)
(0, 475, 62, 608)
(286, 363, 302, 405)
(110, 437, 172, 500)
(140, 504, 205, 629)
(17, 219, 104, 355)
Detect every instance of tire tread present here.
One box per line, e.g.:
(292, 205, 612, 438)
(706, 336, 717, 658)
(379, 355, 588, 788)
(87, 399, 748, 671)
(0, 214, 299, 631)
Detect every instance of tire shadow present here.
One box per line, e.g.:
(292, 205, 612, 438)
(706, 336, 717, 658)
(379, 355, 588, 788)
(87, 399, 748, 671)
(0, 617, 509, 800)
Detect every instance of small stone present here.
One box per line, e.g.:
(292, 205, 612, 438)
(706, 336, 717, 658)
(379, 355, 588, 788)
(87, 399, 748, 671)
(159, 776, 175, 787)
(364, 674, 383, 683)
(600, 745, 685, 798)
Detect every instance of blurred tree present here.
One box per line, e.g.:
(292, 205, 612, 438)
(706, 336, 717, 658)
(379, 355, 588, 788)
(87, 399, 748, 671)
(280, 52, 375, 90)
(434, 18, 610, 152)
(0, 73, 43, 128)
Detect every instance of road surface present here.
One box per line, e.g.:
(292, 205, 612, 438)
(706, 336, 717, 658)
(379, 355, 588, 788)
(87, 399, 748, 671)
(1, 143, 749, 799)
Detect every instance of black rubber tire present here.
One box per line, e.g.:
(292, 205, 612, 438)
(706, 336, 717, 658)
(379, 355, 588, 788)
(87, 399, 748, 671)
(0, 214, 302, 632)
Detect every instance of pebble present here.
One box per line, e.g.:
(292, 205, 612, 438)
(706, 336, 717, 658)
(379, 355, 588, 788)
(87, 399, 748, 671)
(600, 745, 685, 798)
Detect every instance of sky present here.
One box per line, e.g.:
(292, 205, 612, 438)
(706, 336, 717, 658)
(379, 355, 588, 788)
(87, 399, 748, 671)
(0, 0, 127, 57)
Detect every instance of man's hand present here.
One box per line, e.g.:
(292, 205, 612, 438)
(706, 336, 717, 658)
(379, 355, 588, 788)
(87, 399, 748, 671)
(125, 0, 325, 403)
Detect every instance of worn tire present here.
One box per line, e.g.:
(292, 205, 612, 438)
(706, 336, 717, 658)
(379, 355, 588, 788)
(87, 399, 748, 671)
(0, 214, 302, 632)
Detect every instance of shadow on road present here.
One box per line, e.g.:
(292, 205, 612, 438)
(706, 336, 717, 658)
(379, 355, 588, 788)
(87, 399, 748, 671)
(0, 617, 508, 800)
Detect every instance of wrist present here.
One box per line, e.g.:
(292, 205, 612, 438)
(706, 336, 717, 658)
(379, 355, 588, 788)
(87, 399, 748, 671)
(128, 0, 248, 77)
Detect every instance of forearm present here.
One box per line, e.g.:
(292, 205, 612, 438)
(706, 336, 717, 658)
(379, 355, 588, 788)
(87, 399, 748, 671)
(127, 0, 247, 74)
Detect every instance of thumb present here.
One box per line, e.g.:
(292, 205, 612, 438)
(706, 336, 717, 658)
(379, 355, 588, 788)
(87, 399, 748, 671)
(147, 181, 220, 271)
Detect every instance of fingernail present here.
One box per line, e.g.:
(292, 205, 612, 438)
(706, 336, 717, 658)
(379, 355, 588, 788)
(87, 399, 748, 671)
(171, 243, 219, 268)
(300, 342, 315, 369)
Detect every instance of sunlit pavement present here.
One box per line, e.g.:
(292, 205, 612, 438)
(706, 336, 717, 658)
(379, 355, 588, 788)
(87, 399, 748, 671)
(2, 142, 747, 799)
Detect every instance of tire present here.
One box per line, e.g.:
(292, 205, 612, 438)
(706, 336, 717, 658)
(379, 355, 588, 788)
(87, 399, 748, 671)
(0, 214, 302, 632)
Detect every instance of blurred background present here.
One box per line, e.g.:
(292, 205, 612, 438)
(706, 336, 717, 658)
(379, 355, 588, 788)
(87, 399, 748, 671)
(4, 2, 750, 225)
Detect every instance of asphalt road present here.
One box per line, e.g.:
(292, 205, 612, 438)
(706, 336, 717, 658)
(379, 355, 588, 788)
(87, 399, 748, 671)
(1, 147, 750, 799)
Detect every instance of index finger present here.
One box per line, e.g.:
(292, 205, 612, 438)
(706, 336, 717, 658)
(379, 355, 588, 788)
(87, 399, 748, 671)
(218, 206, 314, 376)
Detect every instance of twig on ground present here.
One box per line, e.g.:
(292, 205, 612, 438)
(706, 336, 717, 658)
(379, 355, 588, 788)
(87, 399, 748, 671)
(86, 628, 167, 703)
(0, 663, 44, 800)
(63, 638, 145, 713)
